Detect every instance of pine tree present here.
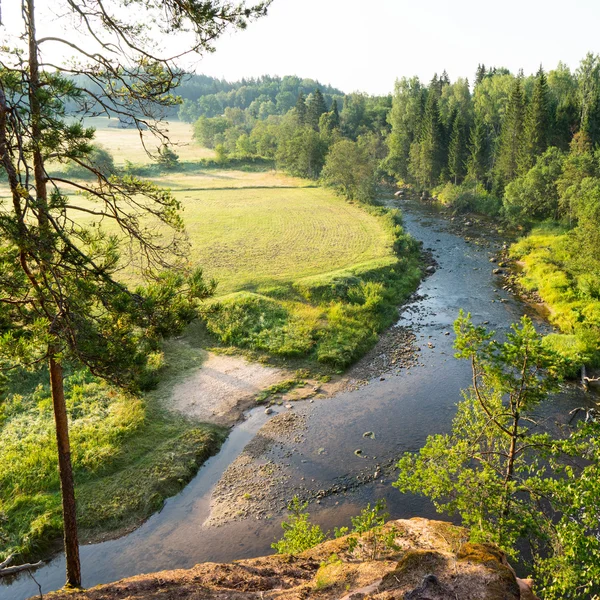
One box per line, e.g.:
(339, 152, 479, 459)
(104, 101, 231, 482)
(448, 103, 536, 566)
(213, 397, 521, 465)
(307, 88, 327, 130)
(495, 75, 526, 189)
(522, 66, 550, 171)
(466, 114, 489, 184)
(296, 92, 307, 125)
(448, 111, 468, 184)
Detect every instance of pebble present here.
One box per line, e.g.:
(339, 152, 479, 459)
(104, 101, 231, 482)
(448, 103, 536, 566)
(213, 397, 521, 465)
(264, 407, 273, 415)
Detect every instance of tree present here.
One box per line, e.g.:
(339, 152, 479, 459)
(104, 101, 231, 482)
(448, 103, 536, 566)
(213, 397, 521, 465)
(447, 112, 468, 184)
(0, 0, 268, 588)
(494, 75, 526, 190)
(502, 146, 565, 222)
(475, 63, 487, 86)
(385, 77, 425, 180)
(466, 114, 489, 184)
(576, 53, 600, 143)
(306, 88, 327, 130)
(409, 87, 445, 188)
(395, 312, 600, 599)
(321, 138, 378, 203)
(157, 144, 180, 170)
(319, 99, 340, 134)
(522, 66, 551, 171)
(295, 92, 307, 125)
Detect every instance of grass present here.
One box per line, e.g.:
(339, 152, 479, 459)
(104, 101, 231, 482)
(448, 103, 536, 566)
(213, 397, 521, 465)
(83, 117, 215, 165)
(510, 224, 600, 370)
(199, 206, 422, 369)
(0, 351, 226, 562)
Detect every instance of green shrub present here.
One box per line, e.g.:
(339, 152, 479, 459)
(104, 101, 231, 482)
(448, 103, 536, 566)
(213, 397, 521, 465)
(435, 182, 502, 216)
(272, 497, 326, 554)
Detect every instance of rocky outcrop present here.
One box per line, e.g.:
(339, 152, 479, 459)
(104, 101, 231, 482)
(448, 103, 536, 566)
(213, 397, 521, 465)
(45, 518, 538, 600)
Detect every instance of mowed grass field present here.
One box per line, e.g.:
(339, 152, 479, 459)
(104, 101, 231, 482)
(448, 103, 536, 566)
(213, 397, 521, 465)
(178, 185, 396, 295)
(85, 116, 215, 164)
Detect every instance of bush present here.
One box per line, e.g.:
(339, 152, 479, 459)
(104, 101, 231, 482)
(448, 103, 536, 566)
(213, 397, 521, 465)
(435, 182, 502, 216)
(272, 497, 325, 554)
(65, 145, 116, 179)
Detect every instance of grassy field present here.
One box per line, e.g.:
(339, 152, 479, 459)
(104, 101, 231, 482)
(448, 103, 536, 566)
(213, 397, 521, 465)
(0, 120, 423, 561)
(85, 116, 215, 165)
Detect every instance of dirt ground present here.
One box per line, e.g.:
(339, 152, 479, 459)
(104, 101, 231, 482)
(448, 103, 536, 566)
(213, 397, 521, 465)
(168, 351, 289, 426)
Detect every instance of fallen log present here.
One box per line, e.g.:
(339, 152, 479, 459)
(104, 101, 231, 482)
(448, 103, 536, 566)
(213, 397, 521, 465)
(0, 554, 44, 578)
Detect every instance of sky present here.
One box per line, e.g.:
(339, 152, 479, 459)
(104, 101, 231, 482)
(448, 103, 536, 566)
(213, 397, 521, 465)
(193, 0, 600, 94)
(4, 0, 600, 95)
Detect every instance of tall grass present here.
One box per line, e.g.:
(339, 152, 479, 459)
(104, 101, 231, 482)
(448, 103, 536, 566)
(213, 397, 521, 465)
(510, 225, 600, 371)
(200, 208, 422, 369)
(0, 365, 225, 561)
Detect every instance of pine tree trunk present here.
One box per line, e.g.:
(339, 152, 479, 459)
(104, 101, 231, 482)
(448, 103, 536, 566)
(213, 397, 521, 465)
(49, 353, 82, 589)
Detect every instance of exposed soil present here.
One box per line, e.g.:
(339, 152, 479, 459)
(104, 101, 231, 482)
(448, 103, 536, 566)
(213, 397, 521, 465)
(169, 352, 290, 426)
(45, 518, 538, 600)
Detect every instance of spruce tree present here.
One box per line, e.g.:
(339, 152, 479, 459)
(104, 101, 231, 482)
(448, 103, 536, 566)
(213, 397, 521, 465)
(475, 64, 487, 85)
(495, 75, 527, 189)
(466, 114, 489, 184)
(409, 87, 445, 188)
(522, 66, 550, 171)
(307, 88, 327, 130)
(331, 99, 340, 127)
(296, 92, 307, 125)
(448, 112, 468, 184)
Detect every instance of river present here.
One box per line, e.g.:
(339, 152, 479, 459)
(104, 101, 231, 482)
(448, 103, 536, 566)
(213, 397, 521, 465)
(3, 199, 594, 600)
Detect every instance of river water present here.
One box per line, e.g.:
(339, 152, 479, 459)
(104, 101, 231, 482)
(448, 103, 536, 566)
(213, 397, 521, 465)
(3, 199, 594, 600)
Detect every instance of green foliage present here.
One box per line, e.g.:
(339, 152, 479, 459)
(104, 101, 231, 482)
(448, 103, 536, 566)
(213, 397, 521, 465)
(272, 497, 325, 554)
(344, 499, 398, 560)
(321, 137, 378, 202)
(64, 144, 116, 179)
(494, 75, 526, 190)
(156, 144, 180, 170)
(0, 364, 225, 560)
(395, 313, 600, 598)
(510, 226, 600, 367)
(502, 146, 564, 223)
(435, 182, 502, 216)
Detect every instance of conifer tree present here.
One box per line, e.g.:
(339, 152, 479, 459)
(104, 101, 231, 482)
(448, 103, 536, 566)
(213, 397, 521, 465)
(448, 112, 468, 184)
(307, 89, 327, 130)
(466, 114, 489, 184)
(495, 75, 527, 189)
(522, 66, 551, 171)
(475, 64, 487, 86)
(331, 99, 340, 128)
(409, 86, 445, 188)
(295, 92, 307, 125)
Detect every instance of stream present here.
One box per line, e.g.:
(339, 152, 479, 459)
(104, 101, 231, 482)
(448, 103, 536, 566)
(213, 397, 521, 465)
(3, 199, 594, 600)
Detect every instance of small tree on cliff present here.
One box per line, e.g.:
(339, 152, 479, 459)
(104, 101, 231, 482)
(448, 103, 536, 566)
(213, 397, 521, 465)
(0, 0, 269, 589)
(395, 312, 600, 599)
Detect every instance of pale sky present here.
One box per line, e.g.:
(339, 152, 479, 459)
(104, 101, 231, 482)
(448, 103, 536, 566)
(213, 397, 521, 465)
(196, 0, 600, 94)
(4, 0, 600, 95)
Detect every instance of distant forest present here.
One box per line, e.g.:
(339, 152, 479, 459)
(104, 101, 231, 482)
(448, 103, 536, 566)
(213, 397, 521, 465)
(176, 74, 345, 121)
